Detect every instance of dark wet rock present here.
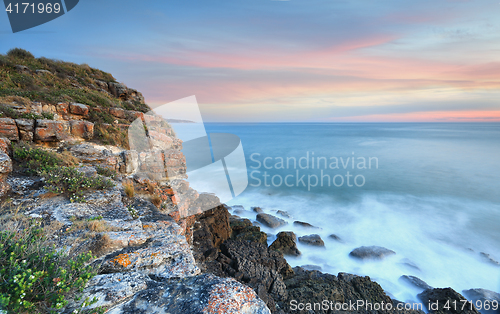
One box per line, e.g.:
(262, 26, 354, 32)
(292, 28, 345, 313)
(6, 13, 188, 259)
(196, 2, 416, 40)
(480, 252, 500, 266)
(462, 288, 500, 314)
(229, 216, 267, 245)
(269, 231, 301, 256)
(400, 275, 433, 290)
(350, 246, 396, 260)
(282, 267, 424, 314)
(400, 258, 421, 271)
(294, 221, 321, 229)
(108, 273, 271, 314)
(257, 213, 288, 228)
(418, 288, 480, 314)
(329, 234, 343, 242)
(298, 234, 325, 247)
(301, 264, 322, 271)
(252, 206, 264, 213)
(276, 210, 291, 218)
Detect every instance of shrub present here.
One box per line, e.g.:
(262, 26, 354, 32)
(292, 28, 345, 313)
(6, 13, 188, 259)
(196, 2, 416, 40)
(40, 167, 115, 203)
(12, 142, 64, 174)
(7, 48, 35, 60)
(0, 222, 97, 313)
(151, 194, 162, 208)
(95, 166, 117, 179)
(123, 180, 134, 198)
(127, 205, 139, 219)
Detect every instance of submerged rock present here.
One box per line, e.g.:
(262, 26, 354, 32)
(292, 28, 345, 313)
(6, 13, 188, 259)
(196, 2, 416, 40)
(480, 252, 500, 266)
(298, 234, 325, 247)
(107, 274, 271, 314)
(269, 231, 301, 256)
(462, 288, 500, 314)
(276, 210, 291, 218)
(293, 221, 321, 229)
(400, 275, 433, 290)
(256, 213, 288, 228)
(349, 246, 396, 260)
(252, 206, 264, 213)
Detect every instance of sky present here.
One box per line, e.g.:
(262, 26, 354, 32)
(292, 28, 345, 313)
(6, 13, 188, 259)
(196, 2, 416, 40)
(1, 0, 500, 122)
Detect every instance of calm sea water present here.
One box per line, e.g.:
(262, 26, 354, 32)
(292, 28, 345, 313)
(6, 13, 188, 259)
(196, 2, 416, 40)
(179, 122, 500, 304)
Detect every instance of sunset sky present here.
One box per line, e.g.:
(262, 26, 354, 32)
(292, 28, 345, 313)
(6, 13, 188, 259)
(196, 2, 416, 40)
(1, 0, 499, 122)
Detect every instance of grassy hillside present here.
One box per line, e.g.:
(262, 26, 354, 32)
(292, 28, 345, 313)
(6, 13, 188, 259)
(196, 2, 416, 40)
(0, 48, 149, 112)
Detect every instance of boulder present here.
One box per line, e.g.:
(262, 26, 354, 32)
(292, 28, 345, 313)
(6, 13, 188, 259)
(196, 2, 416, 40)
(0, 118, 19, 141)
(56, 103, 69, 115)
(34, 119, 70, 142)
(418, 288, 480, 313)
(298, 234, 325, 247)
(108, 82, 128, 98)
(229, 216, 267, 245)
(70, 120, 94, 139)
(252, 206, 264, 213)
(349, 246, 396, 260)
(107, 274, 271, 314)
(400, 275, 433, 290)
(269, 231, 301, 256)
(462, 288, 500, 314)
(256, 213, 288, 228)
(293, 221, 321, 229)
(109, 107, 126, 119)
(69, 103, 89, 116)
(15, 119, 34, 141)
(0, 137, 11, 156)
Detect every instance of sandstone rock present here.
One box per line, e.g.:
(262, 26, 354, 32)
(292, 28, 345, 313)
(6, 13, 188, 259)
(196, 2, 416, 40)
(15, 119, 34, 141)
(0, 118, 19, 141)
(0, 153, 12, 198)
(270, 231, 301, 256)
(256, 213, 288, 228)
(418, 288, 480, 313)
(0, 137, 11, 155)
(127, 110, 144, 121)
(109, 107, 126, 119)
(56, 103, 69, 115)
(101, 220, 200, 279)
(75, 272, 151, 311)
(350, 246, 396, 260)
(108, 82, 128, 98)
(69, 103, 89, 116)
(0, 153, 13, 174)
(107, 274, 271, 314)
(121, 150, 139, 174)
(36, 69, 53, 75)
(298, 234, 325, 247)
(70, 120, 94, 139)
(94, 80, 109, 90)
(70, 143, 119, 169)
(34, 119, 70, 142)
(400, 275, 433, 290)
(148, 130, 174, 150)
(294, 221, 321, 229)
(15, 64, 31, 73)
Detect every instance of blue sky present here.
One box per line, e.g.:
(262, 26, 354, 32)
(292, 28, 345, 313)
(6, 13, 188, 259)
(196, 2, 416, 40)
(1, 0, 500, 121)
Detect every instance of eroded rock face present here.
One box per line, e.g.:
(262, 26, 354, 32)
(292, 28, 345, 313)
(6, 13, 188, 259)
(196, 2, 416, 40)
(70, 120, 94, 139)
(418, 288, 480, 314)
(107, 274, 271, 314)
(0, 118, 19, 141)
(349, 246, 396, 260)
(34, 119, 70, 142)
(0, 152, 12, 197)
(15, 119, 34, 141)
(0, 137, 11, 155)
(69, 103, 89, 116)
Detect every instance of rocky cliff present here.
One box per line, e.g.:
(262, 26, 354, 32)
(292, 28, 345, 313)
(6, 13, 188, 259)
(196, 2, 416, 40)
(0, 49, 491, 314)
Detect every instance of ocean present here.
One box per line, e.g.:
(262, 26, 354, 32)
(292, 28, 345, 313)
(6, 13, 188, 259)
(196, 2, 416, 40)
(176, 122, 500, 305)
